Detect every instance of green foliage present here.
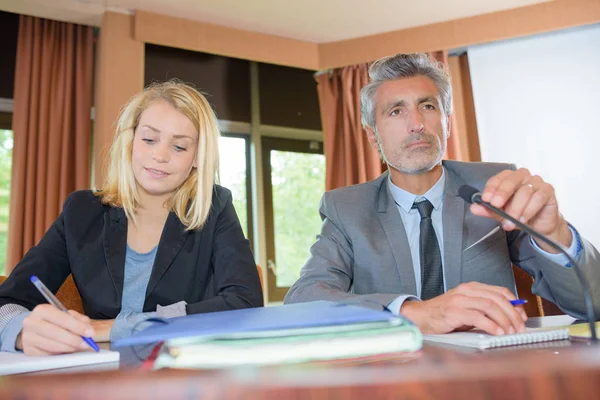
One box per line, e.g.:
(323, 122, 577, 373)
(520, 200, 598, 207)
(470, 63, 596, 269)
(216, 137, 326, 289)
(271, 151, 325, 287)
(0, 231, 6, 276)
(0, 129, 13, 276)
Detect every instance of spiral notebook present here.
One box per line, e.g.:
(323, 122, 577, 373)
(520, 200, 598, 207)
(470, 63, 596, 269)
(423, 327, 570, 350)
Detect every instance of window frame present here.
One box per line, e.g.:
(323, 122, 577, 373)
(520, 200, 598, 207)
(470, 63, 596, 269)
(261, 136, 324, 302)
(0, 112, 13, 275)
(219, 132, 254, 247)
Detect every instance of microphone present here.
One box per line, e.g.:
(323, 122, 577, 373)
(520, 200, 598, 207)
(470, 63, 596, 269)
(458, 185, 597, 341)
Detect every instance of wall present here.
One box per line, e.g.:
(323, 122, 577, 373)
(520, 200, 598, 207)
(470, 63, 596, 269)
(135, 10, 319, 70)
(132, 0, 600, 70)
(468, 23, 600, 247)
(319, 0, 600, 68)
(93, 12, 144, 186)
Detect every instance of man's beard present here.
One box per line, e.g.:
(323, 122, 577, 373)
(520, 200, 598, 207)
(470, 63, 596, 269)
(378, 132, 446, 175)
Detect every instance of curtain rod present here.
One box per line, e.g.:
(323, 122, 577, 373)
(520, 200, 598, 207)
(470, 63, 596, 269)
(313, 47, 468, 76)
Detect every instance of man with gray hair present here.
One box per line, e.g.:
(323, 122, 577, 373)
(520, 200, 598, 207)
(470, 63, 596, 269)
(285, 53, 600, 336)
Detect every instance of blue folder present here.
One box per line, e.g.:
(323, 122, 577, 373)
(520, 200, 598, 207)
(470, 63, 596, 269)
(113, 301, 404, 347)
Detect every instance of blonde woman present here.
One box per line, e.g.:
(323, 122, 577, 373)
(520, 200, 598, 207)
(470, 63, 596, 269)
(0, 81, 263, 355)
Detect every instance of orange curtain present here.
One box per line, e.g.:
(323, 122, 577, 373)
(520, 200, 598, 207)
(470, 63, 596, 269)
(316, 65, 385, 191)
(428, 50, 466, 162)
(6, 16, 94, 274)
(316, 51, 479, 192)
(447, 53, 481, 162)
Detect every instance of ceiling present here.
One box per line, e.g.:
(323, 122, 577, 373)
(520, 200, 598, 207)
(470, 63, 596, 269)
(0, 0, 552, 43)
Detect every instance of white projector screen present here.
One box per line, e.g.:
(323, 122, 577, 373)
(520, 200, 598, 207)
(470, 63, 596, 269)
(468, 23, 600, 249)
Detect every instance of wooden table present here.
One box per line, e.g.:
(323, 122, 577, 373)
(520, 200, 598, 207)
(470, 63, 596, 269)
(1, 339, 599, 400)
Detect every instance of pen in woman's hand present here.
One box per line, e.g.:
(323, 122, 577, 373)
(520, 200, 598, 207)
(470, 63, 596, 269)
(510, 299, 528, 306)
(30, 275, 100, 352)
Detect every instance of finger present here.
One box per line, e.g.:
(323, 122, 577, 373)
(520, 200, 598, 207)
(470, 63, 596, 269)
(68, 310, 92, 324)
(22, 345, 51, 357)
(469, 204, 505, 226)
(456, 295, 516, 334)
(481, 170, 515, 203)
(503, 180, 540, 230)
(513, 304, 528, 322)
(452, 309, 503, 336)
(457, 283, 526, 329)
(488, 168, 532, 209)
(463, 290, 526, 332)
(467, 282, 517, 301)
(520, 183, 554, 224)
(472, 284, 528, 322)
(35, 305, 93, 337)
(26, 318, 91, 350)
(24, 332, 83, 355)
(463, 282, 528, 323)
(475, 292, 525, 333)
(21, 337, 53, 357)
(499, 197, 519, 231)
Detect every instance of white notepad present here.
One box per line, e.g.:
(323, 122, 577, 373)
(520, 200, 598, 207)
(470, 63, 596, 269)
(423, 327, 570, 350)
(0, 349, 120, 375)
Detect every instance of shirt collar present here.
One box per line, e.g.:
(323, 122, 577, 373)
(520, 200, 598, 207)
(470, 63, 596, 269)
(388, 168, 446, 213)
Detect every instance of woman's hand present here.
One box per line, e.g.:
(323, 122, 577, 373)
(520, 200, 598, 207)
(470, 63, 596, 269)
(90, 319, 115, 343)
(16, 304, 95, 356)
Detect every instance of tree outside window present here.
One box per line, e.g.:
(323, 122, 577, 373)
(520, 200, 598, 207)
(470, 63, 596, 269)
(0, 129, 13, 276)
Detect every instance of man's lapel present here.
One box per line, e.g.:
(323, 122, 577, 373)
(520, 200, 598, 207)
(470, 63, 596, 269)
(376, 173, 418, 296)
(442, 166, 467, 291)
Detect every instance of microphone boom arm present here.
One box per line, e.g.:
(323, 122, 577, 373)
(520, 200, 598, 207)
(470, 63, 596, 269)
(463, 186, 597, 341)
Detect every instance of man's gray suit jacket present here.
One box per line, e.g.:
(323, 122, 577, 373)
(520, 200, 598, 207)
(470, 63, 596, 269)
(285, 161, 600, 320)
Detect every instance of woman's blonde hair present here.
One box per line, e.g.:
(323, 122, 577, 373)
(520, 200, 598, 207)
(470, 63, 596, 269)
(95, 79, 220, 231)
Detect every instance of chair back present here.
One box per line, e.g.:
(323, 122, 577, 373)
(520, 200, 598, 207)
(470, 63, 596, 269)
(0, 274, 84, 314)
(512, 265, 544, 317)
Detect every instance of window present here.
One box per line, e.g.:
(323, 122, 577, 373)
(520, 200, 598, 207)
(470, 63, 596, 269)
(0, 129, 13, 275)
(144, 48, 325, 303)
(218, 135, 252, 242)
(262, 137, 325, 301)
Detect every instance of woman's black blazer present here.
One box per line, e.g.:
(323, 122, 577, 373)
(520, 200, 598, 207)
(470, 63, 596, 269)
(0, 186, 264, 318)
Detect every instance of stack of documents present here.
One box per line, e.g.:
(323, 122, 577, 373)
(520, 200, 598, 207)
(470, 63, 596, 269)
(114, 301, 422, 369)
(528, 315, 600, 339)
(568, 321, 600, 338)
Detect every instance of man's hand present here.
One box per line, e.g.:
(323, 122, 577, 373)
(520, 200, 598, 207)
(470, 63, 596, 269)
(400, 282, 527, 335)
(470, 168, 571, 253)
(16, 304, 95, 356)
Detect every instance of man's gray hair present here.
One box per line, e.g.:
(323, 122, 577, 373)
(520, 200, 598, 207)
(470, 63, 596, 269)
(360, 53, 453, 129)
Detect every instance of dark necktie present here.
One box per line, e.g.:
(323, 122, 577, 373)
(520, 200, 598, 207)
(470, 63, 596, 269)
(412, 199, 443, 300)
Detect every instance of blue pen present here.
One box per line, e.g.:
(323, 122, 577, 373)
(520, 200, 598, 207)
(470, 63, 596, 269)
(510, 299, 528, 306)
(30, 275, 100, 352)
